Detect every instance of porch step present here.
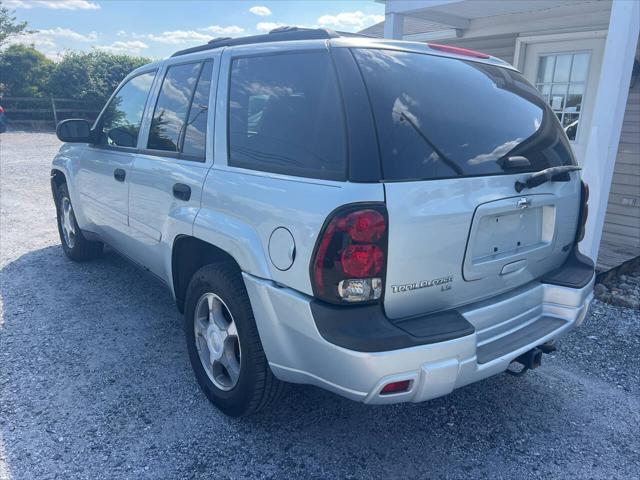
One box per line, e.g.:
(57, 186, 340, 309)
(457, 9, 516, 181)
(476, 316, 565, 364)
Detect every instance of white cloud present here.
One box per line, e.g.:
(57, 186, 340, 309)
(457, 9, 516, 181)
(44, 51, 64, 61)
(146, 30, 211, 45)
(256, 22, 284, 33)
(317, 11, 384, 31)
(249, 6, 271, 16)
(7, 27, 97, 50)
(200, 25, 244, 35)
(5, 0, 100, 10)
(37, 27, 98, 42)
(95, 40, 149, 55)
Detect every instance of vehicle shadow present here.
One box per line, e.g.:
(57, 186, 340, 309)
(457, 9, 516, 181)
(0, 245, 618, 479)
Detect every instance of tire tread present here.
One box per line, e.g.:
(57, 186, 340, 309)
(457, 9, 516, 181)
(185, 261, 286, 416)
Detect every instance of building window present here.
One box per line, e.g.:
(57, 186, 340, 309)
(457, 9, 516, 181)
(535, 52, 590, 141)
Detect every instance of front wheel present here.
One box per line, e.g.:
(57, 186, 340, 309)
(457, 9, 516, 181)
(55, 183, 103, 261)
(184, 263, 286, 416)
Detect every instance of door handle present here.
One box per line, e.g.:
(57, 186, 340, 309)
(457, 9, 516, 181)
(113, 168, 126, 182)
(173, 183, 191, 201)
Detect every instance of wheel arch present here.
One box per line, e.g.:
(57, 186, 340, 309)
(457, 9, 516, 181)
(50, 168, 67, 200)
(171, 236, 244, 313)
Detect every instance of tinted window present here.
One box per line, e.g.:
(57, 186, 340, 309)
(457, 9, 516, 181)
(353, 49, 575, 181)
(228, 52, 346, 180)
(182, 60, 213, 159)
(148, 62, 201, 152)
(100, 70, 156, 148)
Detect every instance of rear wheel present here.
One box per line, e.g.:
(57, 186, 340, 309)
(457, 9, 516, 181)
(55, 183, 103, 261)
(184, 263, 286, 416)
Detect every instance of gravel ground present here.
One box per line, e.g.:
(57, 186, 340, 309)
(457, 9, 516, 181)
(595, 263, 640, 310)
(1, 132, 639, 480)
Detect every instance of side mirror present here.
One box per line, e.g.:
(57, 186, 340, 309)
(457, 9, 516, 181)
(56, 119, 93, 143)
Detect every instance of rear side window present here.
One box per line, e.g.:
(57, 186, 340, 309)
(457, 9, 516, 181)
(182, 61, 214, 158)
(228, 52, 346, 180)
(146, 60, 213, 160)
(99, 70, 156, 148)
(352, 48, 575, 181)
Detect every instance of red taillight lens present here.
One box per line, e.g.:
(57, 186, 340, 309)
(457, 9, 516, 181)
(427, 43, 491, 59)
(576, 181, 589, 243)
(311, 205, 388, 304)
(380, 380, 411, 395)
(341, 244, 383, 277)
(0, 106, 4, 113)
(345, 210, 385, 243)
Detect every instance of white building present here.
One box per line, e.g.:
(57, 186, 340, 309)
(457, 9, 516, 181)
(361, 0, 640, 271)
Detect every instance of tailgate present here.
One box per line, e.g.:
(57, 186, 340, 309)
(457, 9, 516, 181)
(383, 174, 581, 319)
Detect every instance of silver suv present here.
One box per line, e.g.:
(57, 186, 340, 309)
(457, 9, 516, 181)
(51, 28, 594, 416)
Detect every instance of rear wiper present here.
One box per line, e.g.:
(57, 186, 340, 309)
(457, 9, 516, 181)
(515, 165, 581, 192)
(400, 112, 464, 176)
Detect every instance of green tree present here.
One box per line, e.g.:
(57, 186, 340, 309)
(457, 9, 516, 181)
(48, 50, 150, 106)
(0, 2, 31, 47)
(0, 44, 53, 96)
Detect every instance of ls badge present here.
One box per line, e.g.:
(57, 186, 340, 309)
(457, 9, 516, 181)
(391, 275, 453, 293)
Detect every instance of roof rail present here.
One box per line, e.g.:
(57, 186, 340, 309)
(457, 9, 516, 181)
(171, 27, 340, 57)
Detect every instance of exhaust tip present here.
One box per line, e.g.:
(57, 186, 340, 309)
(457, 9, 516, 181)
(507, 347, 544, 376)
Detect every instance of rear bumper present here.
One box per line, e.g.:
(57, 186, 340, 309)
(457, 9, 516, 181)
(243, 254, 594, 405)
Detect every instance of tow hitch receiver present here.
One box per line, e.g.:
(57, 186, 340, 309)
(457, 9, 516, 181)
(506, 347, 543, 377)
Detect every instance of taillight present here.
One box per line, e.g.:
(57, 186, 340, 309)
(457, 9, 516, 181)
(311, 204, 388, 304)
(427, 43, 491, 59)
(0, 106, 4, 113)
(575, 181, 589, 243)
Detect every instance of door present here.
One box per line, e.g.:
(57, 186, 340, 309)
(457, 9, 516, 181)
(126, 57, 217, 282)
(349, 47, 581, 319)
(76, 70, 157, 246)
(521, 35, 605, 163)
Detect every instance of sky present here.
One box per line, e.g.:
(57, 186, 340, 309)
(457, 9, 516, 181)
(5, 0, 385, 60)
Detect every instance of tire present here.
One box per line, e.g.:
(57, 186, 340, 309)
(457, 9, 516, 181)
(55, 183, 103, 261)
(184, 262, 286, 416)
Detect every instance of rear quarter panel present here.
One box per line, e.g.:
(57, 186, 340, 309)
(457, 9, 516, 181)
(195, 168, 384, 294)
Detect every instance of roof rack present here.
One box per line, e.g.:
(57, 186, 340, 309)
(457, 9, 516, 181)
(171, 26, 340, 57)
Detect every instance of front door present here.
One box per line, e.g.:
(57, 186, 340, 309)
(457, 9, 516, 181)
(76, 69, 157, 247)
(520, 35, 605, 163)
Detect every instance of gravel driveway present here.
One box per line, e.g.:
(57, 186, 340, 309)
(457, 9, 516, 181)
(1, 132, 639, 480)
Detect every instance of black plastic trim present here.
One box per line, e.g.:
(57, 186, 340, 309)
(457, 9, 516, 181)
(540, 247, 595, 289)
(331, 48, 382, 182)
(310, 301, 474, 352)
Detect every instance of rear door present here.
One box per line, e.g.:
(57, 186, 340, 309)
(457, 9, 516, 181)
(352, 48, 581, 319)
(126, 56, 217, 281)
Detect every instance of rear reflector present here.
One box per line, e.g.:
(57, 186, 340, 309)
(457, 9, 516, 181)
(380, 380, 411, 395)
(427, 43, 491, 59)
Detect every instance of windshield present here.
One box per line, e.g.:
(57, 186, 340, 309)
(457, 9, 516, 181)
(352, 48, 576, 181)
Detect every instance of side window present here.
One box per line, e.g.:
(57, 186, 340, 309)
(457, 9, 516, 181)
(228, 52, 346, 180)
(182, 61, 213, 158)
(100, 70, 156, 148)
(147, 62, 201, 153)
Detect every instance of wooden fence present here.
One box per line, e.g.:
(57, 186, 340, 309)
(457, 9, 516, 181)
(1, 96, 102, 130)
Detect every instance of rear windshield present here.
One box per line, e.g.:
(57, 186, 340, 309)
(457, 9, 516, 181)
(352, 48, 576, 181)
